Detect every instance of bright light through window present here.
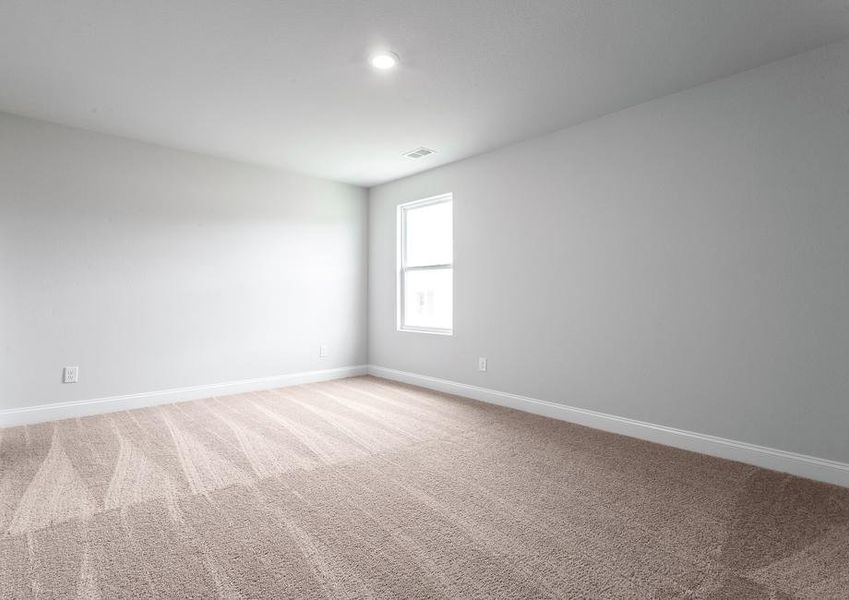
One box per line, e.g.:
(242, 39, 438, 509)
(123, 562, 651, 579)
(398, 194, 453, 334)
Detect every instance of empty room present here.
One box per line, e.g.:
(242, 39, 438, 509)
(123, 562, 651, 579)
(2, 1, 849, 598)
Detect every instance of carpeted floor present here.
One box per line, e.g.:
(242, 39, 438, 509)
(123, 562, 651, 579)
(1, 376, 848, 599)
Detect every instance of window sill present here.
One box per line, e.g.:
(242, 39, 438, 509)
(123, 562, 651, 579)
(397, 326, 453, 336)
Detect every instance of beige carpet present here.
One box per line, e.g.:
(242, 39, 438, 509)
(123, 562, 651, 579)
(1, 376, 848, 599)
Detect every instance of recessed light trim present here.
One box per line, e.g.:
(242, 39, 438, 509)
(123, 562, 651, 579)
(370, 52, 400, 70)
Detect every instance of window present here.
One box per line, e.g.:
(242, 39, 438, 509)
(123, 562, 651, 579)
(398, 194, 453, 334)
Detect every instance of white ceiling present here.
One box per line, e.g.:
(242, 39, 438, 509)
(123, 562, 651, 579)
(2, 1, 848, 187)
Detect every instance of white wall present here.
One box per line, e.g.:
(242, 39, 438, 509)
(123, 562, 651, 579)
(0, 112, 367, 411)
(369, 40, 849, 464)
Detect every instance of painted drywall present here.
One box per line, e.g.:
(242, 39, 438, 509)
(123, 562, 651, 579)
(0, 112, 367, 412)
(5, 2, 848, 186)
(369, 40, 849, 464)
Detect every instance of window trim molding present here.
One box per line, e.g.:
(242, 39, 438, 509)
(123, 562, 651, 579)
(396, 193, 454, 335)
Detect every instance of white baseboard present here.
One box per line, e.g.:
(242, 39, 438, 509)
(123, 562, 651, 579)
(0, 365, 369, 428)
(368, 365, 849, 489)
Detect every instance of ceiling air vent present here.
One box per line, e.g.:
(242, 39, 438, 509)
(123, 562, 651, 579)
(402, 147, 436, 159)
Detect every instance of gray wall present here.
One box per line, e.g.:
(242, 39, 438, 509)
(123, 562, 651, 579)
(0, 112, 368, 410)
(369, 40, 849, 463)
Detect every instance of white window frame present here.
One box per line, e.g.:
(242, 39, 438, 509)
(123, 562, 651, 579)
(397, 193, 454, 335)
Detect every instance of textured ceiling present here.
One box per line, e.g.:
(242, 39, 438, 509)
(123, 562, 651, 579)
(1, 1, 848, 186)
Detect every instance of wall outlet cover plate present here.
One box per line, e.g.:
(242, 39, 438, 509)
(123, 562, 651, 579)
(63, 366, 79, 383)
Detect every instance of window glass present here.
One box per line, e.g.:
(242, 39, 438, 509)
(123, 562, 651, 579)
(402, 268, 453, 330)
(404, 201, 453, 267)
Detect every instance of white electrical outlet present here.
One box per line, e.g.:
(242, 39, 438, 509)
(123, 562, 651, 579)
(63, 366, 79, 383)
(478, 357, 487, 372)
(319, 345, 328, 358)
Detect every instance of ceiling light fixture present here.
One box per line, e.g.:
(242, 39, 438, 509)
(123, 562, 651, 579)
(370, 51, 399, 70)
